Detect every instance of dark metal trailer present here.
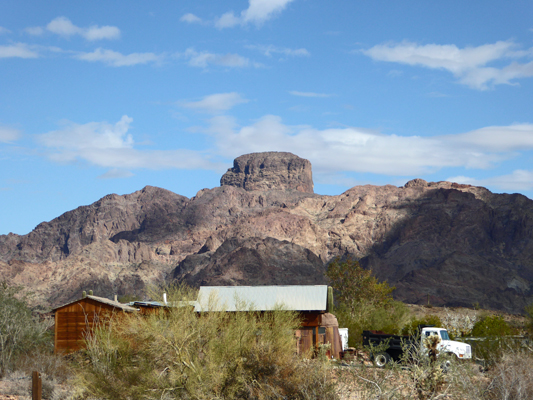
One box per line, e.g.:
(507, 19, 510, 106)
(362, 330, 416, 367)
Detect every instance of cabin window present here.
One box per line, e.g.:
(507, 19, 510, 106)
(318, 327, 326, 335)
(439, 330, 450, 340)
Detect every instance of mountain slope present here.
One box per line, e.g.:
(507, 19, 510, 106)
(1, 152, 532, 313)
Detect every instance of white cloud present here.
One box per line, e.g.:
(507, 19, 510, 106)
(241, 0, 295, 25)
(84, 25, 121, 41)
(445, 124, 533, 152)
(0, 43, 38, 58)
(204, 116, 533, 176)
(448, 170, 533, 192)
(180, 93, 249, 113)
(180, 13, 203, 24)
(24, 26, 44, 36)
(179, 48, 256, 68)
(289, 91, 333, 98)
(246, 44, 309, 57)
(39, 115, 134, 152)
(0, 27, 11, 34)
(215, 0, 295, 28)
(0, 127, 21, 143)
(98, 168, 134, 179)
(46, 17, 120, 41)
(75, 48, 161, 67)
(215, 12, 241, 28)
(362, 40, 533, 90)
(37, 115, 221, 171)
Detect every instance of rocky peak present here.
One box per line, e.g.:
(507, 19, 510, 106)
(220, 152, 314, 193)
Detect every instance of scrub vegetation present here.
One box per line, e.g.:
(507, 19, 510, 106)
(1, 279, 533, 399)
(74, 284, 337, 400)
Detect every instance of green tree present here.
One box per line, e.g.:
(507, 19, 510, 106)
(326, 258, 395, 312)
(0, 282, 52, 376)
(326, 258, 408, 347)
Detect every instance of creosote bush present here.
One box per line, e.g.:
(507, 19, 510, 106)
(0, 281, 53, 377)
(471, 314, 515, 337)
(74, 284, 337, 399)
(470, 314, 518, 363)
(484, 346, 533, 400)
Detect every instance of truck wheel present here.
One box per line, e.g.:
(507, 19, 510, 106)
(373, 352, 391, 368)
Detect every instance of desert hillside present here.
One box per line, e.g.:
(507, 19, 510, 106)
(1, 152, 533, 313)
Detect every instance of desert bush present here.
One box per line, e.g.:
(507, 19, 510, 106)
(74, 284, 337, 399)
(471, 314, 515, 337)
(441, 307, 478, 338)
(0, 281, 53, 377)
(484, 346, 533, 400)
(523, 303, 533, 336)
(469, 315, 518, 363)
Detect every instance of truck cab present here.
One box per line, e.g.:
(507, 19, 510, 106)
(420, 327, 472, 360)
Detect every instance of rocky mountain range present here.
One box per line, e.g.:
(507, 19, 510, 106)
(1, 151, 533, 313)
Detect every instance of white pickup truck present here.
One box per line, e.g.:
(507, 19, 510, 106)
(362, 326, 472, 367)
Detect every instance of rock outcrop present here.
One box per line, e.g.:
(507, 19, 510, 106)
(220, 152, 314, 193)
(2, 153, 533, 313)
(174, 236, 326, 287)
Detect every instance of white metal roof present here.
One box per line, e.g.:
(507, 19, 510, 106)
(195, 285, 328, 312)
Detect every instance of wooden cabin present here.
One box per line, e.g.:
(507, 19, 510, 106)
(53, 294, 137, 354)
(195, 285, 343, 359)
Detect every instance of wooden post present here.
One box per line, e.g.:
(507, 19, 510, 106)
(32, 371, 42, 400)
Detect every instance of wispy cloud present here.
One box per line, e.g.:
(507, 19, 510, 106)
(448, 170, 533, 192)
(24, 26, 44, 36)
(180, 13, 203, 24)
(362, 40, 533, 90)
(246, 44, 309, 57)
(75, 48, 162, 67)
(180, 93, 249, 113)
(215, 0, 296, 28)
(0, 43, 39, 58)
(443, 124, 533, 152)
(206, 116, 533, 177)
(46, 16, 120, 41)
(289, 91, 333, 98)
(0, 127, 21, 143)
(37, 116, 221, 172)
(32, 112, 533, 193)
(179, 48, 258, 68)
(0, 27, 11, 35)
(98, 168, 134, 179)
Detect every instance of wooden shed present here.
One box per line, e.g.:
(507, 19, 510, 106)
(53, 294, 137, 354)
(195, 285, 344, 359)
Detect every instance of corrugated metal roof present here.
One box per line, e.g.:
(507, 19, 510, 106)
(53, 295, 138, 312)
(195, 285, 328, 312)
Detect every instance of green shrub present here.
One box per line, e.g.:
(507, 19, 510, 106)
(471, 315, 514, 337)
(469, 315, 518, 363)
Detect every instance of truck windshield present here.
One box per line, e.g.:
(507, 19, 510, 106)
(439, 330, 450, 340)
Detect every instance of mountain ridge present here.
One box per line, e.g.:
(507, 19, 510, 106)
(1, 152, 532, 313)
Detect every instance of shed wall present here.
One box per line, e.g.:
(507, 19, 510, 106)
(54, 299, 124, 354)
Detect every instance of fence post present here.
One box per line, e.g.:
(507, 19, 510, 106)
(32, 371, 42, 400)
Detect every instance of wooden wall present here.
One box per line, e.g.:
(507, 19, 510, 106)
(54, 298, 123, 354)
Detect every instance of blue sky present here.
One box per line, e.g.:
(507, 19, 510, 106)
(1, 0, 533, 235)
